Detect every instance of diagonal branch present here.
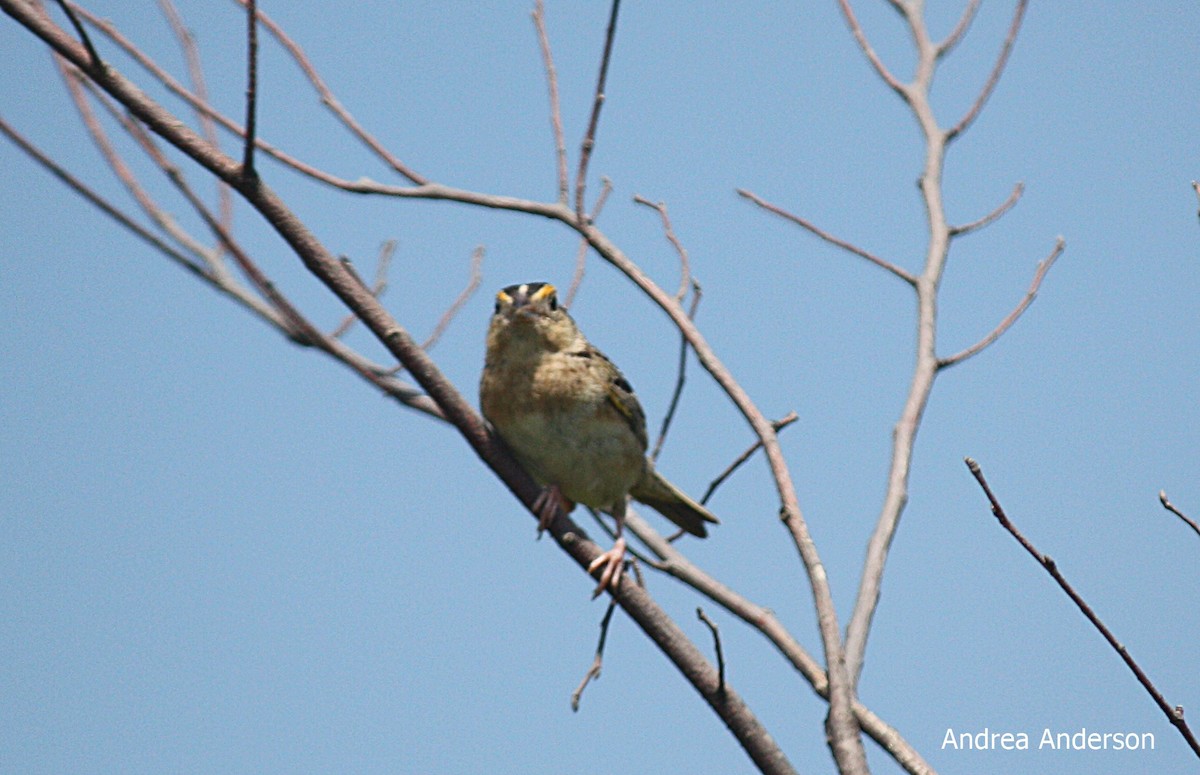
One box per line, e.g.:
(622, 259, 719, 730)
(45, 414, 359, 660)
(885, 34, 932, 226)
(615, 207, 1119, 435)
(938, 237, 1064, 369)
(1159, 491, 1200, 541)
(738, 188, 917, 285)
(936, 0, 981, 58)
(949, 181, 1023, 236)
(945, 0, 1028, 141)
(226, 0, 428, 185)
(574, 0, 621, 219)
(1, 6, 798, 771)
(158, 0, 233, 234)
(967, 459, 1200, 759)
(836, 0, 908, 99)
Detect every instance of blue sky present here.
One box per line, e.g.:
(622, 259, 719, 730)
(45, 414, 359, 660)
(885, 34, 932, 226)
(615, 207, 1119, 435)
(2, 3, 1198, 773)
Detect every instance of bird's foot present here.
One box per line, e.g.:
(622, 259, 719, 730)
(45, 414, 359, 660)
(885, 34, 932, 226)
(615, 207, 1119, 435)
(533, 484, 573, 538)
(586, 537, 627, 598)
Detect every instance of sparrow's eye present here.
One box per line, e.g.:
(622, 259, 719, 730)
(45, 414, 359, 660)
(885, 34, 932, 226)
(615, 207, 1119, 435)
(547, 294, 558, 311)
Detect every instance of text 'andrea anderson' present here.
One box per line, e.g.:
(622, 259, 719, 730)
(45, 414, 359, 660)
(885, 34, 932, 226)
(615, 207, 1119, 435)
(942, 728, 1155, 751)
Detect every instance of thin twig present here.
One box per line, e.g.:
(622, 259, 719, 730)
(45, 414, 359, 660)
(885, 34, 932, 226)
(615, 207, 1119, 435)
(532, 0, 568, 204)
(949, 181, 1023, 236)
(55, 0, 102, 69)
(331, 241, 395, 338)
(1159, 491, 1200, 541)
(241, 0, 258, 177)
(0, 116, 208, 279)
(701, 412, 798, 506)
(651, 285, 701, 463)
(633, 195, 692, 301)
(938, 237, 1064, 369)
(59, 63, 217, 272)
(836, 0, 907, 98)
(158, 0, 233, 235)
(421, 245, 485, 350)
(1192, 181, 1200, 219)
(227, 0, 427, 185)
(936, 0, 981, 58)
(737, 188, 917, 285)
(620, 509, 934, 775)
(946, 0, 1028, 141)
(571, 598, 618, 711)
(564, 177, 611, 309)
(697, 608, 726, 698)
(574, 0, 621, 219)
(966, 458, 1200, 759)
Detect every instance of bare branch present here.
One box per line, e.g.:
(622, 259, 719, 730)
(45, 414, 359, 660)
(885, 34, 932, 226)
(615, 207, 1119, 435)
(59, 63, 217, 273)
(945, 0, 1028, 142)
(633, 195, 692, 301)
(0, 115, 208, 279)
(1193, 181, 1200, 219)
(564, 176, 611, 310)
(966, 459, 1200, 759)
(651, 285, 701, 463)
(226, 0, 428, 185)
(574, 0, 621, 218)
(570, 598, 618, 711)
(331, 241, 395, 339)
(949, 181, 1023, 236)
(1159, 491, 1200, 541)
(836, 0, 907, 98)
(701, 412, 798, 506)
(938, 237, 1064, 369)
(532, 0, 568, 204)
(936, 0, 981, 58)
(697, 608, 726, 698)
(421, 245, 485, 350)
(621, 508, 934, 775)
(55, 0, 102, 69)
(737, 188, 917, 285)
(158, 0, 233, 233)
(240, 0, 258, 177)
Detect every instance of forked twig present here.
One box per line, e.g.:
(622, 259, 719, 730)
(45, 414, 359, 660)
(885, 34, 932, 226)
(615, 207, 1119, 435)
(966, 458, 1200, 759)
(571, 598, 618, 711)
(939, 237, 1064, 369)
(737, 188, 917, 285)
(1159, 491, 1200, 540)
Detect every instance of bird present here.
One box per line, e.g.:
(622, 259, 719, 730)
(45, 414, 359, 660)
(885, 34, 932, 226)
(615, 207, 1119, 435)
(480, 281, 718, 596)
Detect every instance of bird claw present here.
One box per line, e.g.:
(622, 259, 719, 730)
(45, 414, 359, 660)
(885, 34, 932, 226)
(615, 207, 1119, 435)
(533, 485, 573, 538)
(586, 537, 627, 598)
